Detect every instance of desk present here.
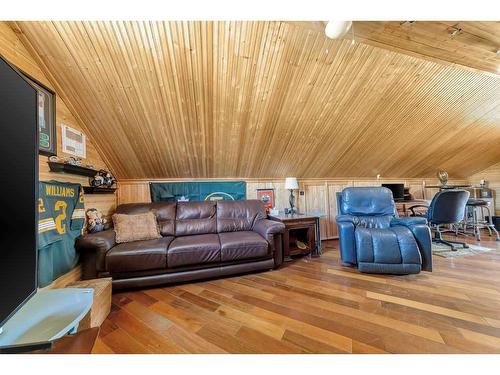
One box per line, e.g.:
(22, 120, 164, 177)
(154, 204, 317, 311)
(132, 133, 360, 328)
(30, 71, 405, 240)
(425, 185, 472, 189)
(395, 199, 429, 217)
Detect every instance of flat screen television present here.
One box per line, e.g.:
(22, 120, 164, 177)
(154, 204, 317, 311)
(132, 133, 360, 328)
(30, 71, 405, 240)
(382, 183, 405, 201)
(0, 55, 38, 331)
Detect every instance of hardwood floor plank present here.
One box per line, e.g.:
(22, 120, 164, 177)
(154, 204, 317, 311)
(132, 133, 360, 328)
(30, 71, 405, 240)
(216, 305, 286, 340)
(108, 308, 186, 353)
(95, 234, 500, 353)
(366, 291, 488, 325)
(196, 324, 261, 354)
(234, 326, 306, 354)
(326, 268, 472, 301)
(281, 329, 349, 353)
(100, 327, 152, 354)
(457, 328, 500, 350)
(91, 338, 115, 354)
(119, 300, 173, 333)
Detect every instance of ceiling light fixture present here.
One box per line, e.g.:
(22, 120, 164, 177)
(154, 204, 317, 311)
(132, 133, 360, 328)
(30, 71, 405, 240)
(325, 21, 353, 39)
(448, 25, 463, 38)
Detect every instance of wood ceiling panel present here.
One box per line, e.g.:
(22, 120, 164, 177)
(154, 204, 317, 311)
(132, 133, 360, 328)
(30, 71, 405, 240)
(12, 21, 500, 179)
(352, 21, 500, 76)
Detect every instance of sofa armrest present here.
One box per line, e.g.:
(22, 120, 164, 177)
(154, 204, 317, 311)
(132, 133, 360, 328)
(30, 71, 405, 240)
(391, 217, 428, 228)
(253, 219, 285, 243)
(253, 219, 285, 269)
(336, 214, 359, 225)
(337, 221, 357, 266)
(407, 224, 433, 272)
(75, 229, 116, 279)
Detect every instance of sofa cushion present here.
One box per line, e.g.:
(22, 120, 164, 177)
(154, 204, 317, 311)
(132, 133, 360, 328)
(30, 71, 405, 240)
(175, 201, 217, 236)
(340, 187, 395, 216)
(167, 233, 221, 268)
(115, 202, 176, 236)
(112, 212, 162, 243)
(217, 200, 266, 233)
(219, 231, 269, 262)
(106, 237, 173, 273)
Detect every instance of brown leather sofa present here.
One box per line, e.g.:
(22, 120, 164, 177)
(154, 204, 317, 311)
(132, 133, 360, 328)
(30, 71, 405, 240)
(76, 200, 285, 290)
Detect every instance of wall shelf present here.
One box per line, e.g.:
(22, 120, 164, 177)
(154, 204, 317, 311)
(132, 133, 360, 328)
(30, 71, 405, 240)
(83, 186, 116, 194)
(48, 161, 97, 177)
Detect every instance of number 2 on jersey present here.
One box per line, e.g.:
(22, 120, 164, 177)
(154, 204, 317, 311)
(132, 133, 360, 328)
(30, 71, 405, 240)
(54, 200, 67, 235)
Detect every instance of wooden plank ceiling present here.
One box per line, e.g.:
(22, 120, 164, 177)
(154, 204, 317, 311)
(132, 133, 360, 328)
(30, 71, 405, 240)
(11, 21, 500, 179)
(352, 21, 500, 76)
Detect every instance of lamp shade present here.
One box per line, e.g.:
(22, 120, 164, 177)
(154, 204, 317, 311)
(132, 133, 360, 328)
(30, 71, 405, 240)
(285, 177, 299, 190)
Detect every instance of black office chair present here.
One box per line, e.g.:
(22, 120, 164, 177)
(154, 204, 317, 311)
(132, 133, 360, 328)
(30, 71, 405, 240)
(408, 204, 429, 217)
(427, 189, 470, 250)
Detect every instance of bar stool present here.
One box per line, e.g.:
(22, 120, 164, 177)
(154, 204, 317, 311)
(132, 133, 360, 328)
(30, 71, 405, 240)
(464, 199, 500, 241)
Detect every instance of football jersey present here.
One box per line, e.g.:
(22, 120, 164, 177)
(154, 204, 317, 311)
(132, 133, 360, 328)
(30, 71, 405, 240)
(37, 181, 85, 287)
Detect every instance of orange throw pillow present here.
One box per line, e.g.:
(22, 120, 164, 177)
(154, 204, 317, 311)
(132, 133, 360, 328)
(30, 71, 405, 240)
(112, 212, 162, 243)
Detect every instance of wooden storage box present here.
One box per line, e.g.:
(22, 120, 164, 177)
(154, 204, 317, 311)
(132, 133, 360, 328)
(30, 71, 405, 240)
(68, 277, 112, 329)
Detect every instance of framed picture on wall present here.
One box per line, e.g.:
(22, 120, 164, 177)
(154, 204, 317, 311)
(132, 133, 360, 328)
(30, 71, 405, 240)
(28, 77, 56, 156)
(0, 54, 57, 156)
(256, 188, 275, 211)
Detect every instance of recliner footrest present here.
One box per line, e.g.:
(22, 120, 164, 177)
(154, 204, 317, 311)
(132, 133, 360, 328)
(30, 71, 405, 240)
(354, 226, 422, 275)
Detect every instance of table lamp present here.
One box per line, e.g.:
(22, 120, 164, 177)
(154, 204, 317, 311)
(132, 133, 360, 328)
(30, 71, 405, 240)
(285, 177, 299, 214)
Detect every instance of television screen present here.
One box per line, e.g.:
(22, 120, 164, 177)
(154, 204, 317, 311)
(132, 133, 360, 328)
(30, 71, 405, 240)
(382, 183, 405, 201)
(0, 56, 38, 329)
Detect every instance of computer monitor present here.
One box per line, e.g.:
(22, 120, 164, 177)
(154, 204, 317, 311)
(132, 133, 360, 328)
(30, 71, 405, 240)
(382, 183, 405, 201)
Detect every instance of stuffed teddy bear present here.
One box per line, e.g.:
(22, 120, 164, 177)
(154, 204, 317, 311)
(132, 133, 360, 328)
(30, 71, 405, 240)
(86, 208, 107, 233)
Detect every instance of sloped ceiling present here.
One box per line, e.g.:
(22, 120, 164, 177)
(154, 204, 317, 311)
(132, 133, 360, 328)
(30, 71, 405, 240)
(11, 21, 500, 179)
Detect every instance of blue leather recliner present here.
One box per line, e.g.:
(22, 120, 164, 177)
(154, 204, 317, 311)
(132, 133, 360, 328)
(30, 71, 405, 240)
(336, 187, 432, 274)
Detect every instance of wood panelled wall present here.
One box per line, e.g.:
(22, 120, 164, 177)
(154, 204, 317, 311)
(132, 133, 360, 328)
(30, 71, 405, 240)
(469, 162, 500, 215)
(117, 177, 468, 240)
(0, 22, 116, 218)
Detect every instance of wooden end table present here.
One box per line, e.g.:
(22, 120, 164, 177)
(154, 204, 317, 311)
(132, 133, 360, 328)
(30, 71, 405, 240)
(268, 213, 322, 261)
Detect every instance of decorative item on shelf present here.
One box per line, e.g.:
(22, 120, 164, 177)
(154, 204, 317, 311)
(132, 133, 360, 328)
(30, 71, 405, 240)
(47, 156, 97, 177)
(85, 208, 108, 234)
(479, 179, 486, 188)
(269, 207, 279, 216)
(437, 170, 449, 186)
(296, 240, 309, 251)
(48, 155, 95, 170)
(256, 188, 275, 213)
(67, 156, 82, 166)
(404, 187, 413, 201)
(89, 169, 116, 189)
(285, 177, 299, 215)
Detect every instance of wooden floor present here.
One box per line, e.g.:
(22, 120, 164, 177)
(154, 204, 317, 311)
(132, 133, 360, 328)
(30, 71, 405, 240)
(92, 232, 500, 354)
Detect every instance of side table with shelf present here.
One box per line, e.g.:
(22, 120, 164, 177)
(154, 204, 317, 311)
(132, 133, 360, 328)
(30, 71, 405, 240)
(268, 213, 322, 261)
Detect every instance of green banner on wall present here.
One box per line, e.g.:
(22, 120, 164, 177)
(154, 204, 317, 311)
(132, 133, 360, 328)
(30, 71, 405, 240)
(150, 181, 246, 202)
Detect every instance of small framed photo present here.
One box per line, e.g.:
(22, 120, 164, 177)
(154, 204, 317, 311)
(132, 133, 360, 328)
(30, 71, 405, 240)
(3, 56, 57, 156)
(257, 188, 275, 211)
(61, 124, 87, 158)
(24, 74, 57, 156)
